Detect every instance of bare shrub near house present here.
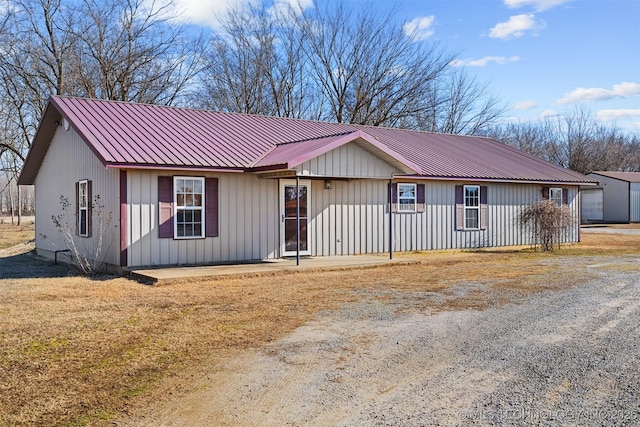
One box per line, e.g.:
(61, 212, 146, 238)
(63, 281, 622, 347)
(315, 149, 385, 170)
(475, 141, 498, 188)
(49, 194, 114, 276)
(519, 200, 573, 251)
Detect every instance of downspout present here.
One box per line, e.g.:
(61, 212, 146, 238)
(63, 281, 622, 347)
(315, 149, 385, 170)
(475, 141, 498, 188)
(389, 175, 394, 260)
(296, 176, 300, 266)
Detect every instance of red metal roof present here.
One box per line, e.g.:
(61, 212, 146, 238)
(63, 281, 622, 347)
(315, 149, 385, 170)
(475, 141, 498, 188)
(590, 171, 640, 183)
(19, 96, 596, 185)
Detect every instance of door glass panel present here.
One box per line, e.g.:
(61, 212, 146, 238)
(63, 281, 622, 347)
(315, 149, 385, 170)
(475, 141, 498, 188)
(285, 219, 308, 252)
(283, 184, 308, 253)
(285, 186, 307, 218)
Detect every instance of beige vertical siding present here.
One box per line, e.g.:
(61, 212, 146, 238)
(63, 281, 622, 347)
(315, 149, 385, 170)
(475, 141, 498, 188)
(309, 179, 580, 256)
(631, 183, 640, 223)
(33, 126, 120, 265)
(296, 141, 401, 178)
(126, 171, 280, 267)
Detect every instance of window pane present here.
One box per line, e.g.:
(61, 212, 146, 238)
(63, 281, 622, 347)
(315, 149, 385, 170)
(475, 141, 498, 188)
(550, 188, 562, 206)
(398, 183, 416, 212)
(79, 210, 87, 236)
(174, 177, 204, 238)
(399, 199, 415, 210)
(79, 182, 87, 208)
(465, 208, 479, 229)
(398, 184, 415, 198)
(465, 186, 479, 207)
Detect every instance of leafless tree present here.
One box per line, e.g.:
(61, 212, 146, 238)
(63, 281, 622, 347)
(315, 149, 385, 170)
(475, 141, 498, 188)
(416, 69, 508, 135)
(197, 0, 508, 133)
(297, 1, 454, 126)
(0, 0, 204, 201)
(194, 4, 314, 118)
(487, 107, 640, 174)
(68, 0, 205, 105)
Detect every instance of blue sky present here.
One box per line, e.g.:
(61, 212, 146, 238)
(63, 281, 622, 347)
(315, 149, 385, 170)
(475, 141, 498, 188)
(174, 0, 640, 133)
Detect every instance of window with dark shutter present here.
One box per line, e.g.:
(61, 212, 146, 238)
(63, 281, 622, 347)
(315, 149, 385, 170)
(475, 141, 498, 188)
(456, 184, 487, 230)
(158, 176, 219, 239)
(76, 179, 92, 237)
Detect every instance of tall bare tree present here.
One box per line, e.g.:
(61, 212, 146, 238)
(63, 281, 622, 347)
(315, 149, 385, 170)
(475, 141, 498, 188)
(0, 0, 204, 190)
(416, 69, 507, 135)
(68, 0, 204, 105)
(486, 108, 640, 174)
(297, 1, 454, 126)
(195, 4, 313, 118)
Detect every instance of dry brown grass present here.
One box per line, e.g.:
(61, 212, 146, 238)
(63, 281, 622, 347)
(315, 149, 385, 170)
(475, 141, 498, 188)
(0, 222, 35, 250)
(0, 224, 638, 426)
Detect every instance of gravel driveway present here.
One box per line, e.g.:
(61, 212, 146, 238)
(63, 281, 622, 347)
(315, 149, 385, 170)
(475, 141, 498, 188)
(129, 251, 640, 427)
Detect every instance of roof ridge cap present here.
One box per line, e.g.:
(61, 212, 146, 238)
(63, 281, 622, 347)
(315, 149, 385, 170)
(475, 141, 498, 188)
(275, 130, 358, 146)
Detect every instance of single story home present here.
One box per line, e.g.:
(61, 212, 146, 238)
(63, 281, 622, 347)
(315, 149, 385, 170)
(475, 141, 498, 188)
(19, 96, 596, 271)
(582, 172, 640, 223)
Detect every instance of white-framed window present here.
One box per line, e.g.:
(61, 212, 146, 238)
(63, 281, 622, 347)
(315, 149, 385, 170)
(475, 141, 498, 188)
(174, 176, 205, 239)
(464, 185, 480, 229)
(549, 187, 562, 206)
(397, 183, 417, 212)
(78, 179, 89, 237)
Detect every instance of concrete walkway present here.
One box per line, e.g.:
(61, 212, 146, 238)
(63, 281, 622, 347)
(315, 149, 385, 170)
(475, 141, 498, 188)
(127, 255, 418, 284)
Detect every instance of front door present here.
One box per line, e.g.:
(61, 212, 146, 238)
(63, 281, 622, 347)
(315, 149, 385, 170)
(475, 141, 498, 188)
(280, 180, 311, 256)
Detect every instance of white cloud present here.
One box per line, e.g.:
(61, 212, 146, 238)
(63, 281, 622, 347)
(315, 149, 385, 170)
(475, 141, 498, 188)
(541, 109, 560, 119)
(513, 100, 538, 110)
(596, 109, 640, 121)
(504, 0, 572, 12)
(596, 109, 640, 131)
(557, 82, 640, 104)
(450, 55, 520, 67)
(404, 16, 436, 41)
(489, 14, 543, 39)
(269, 0, 313, 19)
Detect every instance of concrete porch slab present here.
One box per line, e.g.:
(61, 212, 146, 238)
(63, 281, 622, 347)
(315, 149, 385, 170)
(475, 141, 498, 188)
(127, 255, 418, 285)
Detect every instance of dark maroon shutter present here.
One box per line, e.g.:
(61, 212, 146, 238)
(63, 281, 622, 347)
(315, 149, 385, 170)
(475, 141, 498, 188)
(562, 187, 569, 205)
(542, 187, 549, 200)
(455, 185, 464, 231)
(417, 184, 426, 213)
(205, 177, 219, 237)
(75, 181, 80, 235)
(388, 183, 397, 213)
(480, 185, 488, 230)
(158, 176, 173, 238)
(86, 180, 92, 237)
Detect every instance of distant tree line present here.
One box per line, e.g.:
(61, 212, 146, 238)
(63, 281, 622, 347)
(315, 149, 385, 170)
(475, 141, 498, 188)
(484, 108, 639, 175)
(0, 0, 637, 219)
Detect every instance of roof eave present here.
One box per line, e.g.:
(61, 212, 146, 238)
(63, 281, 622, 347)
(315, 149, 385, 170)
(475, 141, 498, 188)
(18, 101, 62, 185)
(393, 175, 599, 186)
(284, 130, 421, 174)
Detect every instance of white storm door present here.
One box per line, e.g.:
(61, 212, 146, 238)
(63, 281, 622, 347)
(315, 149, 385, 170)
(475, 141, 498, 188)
(280, 180, 311, 256)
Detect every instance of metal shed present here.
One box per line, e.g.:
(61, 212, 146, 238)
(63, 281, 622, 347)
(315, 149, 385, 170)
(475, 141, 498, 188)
(587, 172, 640, 223)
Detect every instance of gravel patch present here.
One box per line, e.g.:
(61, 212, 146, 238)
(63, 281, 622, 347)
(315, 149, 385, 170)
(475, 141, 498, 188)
(131, 255, 640, 426)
